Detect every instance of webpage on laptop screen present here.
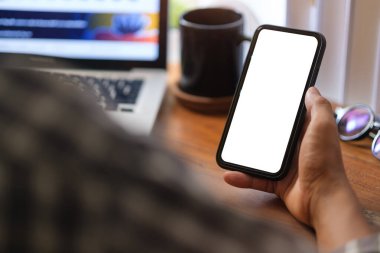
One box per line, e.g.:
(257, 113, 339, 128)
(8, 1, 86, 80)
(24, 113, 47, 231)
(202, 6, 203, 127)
(0, 0, 161, 61)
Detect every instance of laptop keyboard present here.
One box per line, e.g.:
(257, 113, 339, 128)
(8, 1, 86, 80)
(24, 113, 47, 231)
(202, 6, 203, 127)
(50, 73, 143, 111)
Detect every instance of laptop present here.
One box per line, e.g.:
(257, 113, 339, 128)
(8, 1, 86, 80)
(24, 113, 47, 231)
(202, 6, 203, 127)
(0, 0, 168, 135)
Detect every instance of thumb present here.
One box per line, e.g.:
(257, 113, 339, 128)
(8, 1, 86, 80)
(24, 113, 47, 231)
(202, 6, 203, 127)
(305, 87, 334, 123)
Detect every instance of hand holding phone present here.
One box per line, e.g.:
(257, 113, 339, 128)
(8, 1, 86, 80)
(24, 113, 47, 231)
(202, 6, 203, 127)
(217, 25, 326, 180)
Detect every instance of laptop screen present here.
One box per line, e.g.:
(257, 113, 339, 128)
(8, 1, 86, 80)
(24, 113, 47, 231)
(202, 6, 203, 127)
(0, 0, 167, 68)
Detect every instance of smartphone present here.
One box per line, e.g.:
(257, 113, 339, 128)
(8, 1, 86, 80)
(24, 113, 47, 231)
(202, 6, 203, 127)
(216, 25, 326, 180)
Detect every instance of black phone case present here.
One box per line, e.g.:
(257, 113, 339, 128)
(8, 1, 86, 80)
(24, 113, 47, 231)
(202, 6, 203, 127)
(216, 24, 326, 180)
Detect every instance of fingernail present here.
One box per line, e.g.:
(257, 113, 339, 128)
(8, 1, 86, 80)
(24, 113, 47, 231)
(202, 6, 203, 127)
(308, 87, 321, 97)
(308, 87, 317, 94)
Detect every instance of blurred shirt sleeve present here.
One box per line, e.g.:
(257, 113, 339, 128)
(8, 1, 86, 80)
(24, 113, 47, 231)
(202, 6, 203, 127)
(0, 70, 315, 253)
(333, 233, 380, 253)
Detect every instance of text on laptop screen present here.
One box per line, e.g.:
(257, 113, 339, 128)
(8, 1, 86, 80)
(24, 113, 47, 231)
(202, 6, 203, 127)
(0, 0, 161, 61)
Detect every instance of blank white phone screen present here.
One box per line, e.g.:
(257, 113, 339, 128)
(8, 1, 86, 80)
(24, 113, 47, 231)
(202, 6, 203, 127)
(221, 29, 318, 174)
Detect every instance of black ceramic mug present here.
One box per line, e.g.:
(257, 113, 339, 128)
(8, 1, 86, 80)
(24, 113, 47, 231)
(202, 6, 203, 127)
(179, 8, 250, 98)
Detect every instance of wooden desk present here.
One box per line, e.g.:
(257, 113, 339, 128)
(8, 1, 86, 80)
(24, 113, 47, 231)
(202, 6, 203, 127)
(153, 64, 380, 241)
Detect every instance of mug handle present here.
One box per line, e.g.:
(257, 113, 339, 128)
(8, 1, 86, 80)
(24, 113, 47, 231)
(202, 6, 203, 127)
(238, 35, 252, 43)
